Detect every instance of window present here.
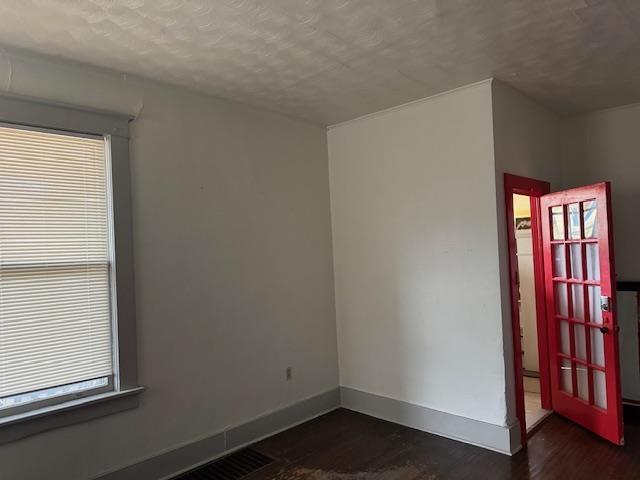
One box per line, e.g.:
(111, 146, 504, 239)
(0, 125, 116, 416)
(0, 95, 140, 443)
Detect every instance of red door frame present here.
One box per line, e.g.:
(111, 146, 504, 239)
(504, 174, 552, 446)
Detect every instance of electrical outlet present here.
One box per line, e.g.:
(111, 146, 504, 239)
(286, 367, 292, 381)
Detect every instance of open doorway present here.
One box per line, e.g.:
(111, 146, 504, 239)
(504, 174, 553, 446)
(505, 174, 624, 448)
(513, 193, 551, 432)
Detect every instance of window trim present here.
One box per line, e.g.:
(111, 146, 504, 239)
(0, 377, 114, 419)
(0, 93, 142, 444)
(0, 387, 144, 445)
(0, 124, 117, 416)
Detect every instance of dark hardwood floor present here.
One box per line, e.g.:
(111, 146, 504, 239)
(242, 408, 640, 479)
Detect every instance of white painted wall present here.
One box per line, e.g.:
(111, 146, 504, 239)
(491, 81, 561, 425)
(328, 81, 513, 427)
(0, 48, 339, 480)
(561, 104, 640, 400)
(561, 103, 640, 282)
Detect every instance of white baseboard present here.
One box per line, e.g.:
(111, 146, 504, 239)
(340, 386, 520, 455)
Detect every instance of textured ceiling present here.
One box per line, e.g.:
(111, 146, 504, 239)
(0, 0, 639, 125)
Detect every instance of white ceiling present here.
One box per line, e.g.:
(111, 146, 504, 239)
(0, 0, 639, 125)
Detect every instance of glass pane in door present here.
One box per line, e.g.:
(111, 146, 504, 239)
(552, 206, 565, 240)
(568, 203, 581, 239)
(594, 370, 607, 409)
(577, 365, 589, 401)
(583, 200, 597, 238)
(575, 325, 587, 361)
(556, 283, 568, 317)
(591, 328, 605, 366)
(559, 320, 571, 355)
(570, 243, 583, 279)
(586, 243, 600, 280)
(553, 244, 566, 277)
(588, 285, 603, 324)
(561, 359, 573, 394)
(572, 284, 585, 321)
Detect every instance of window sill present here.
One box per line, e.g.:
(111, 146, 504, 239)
(0, 386, 144, 445)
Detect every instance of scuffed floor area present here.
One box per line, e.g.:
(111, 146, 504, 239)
(272, 466, 434, 480)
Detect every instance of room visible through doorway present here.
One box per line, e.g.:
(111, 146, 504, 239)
(513, 193, 551, 432)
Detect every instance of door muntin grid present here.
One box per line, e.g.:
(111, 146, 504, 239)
(551, 200, 607, 410)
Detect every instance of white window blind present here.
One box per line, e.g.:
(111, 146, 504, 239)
(0, 125, 114, 400)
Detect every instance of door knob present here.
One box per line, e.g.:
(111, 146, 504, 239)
(600, 326, 610, 334)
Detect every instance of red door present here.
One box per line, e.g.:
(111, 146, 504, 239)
(540, 182, 623, 445)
